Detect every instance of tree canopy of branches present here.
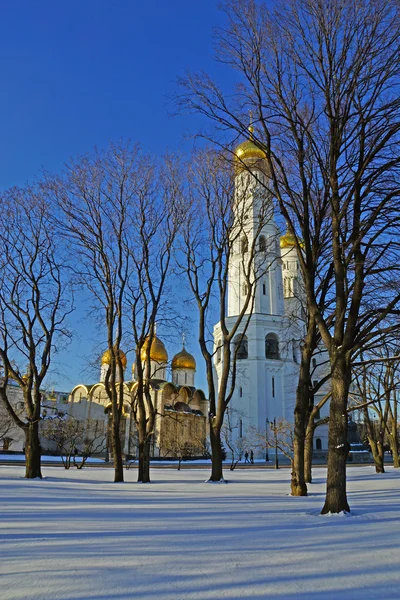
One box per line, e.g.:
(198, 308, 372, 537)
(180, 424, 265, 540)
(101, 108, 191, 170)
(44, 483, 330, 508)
(49, 141, 183, 483)
(352, 343, 400, 472)
(0, 186, 73, 478)
(41, 416, 106, 469)
(178, 0, 400, 512)
(179, 150, 280, 481)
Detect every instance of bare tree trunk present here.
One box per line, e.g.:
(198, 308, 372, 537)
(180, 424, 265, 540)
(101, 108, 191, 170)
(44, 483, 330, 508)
(209, 425, 223, 481)
(24, 421, 42, 479)
(304, 422, 314, 484)
(321, 356, 350, 514)
(390, 410, 399, 468)
(369, 438, 385, 474)
(138, 436, 151, 483)
(111, 413, 124, 483)
(291, 377, 309, 496)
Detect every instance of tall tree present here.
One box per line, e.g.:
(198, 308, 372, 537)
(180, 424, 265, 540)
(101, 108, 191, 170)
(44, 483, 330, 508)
(0, 186, 73, 478)
(128, 154, 184, 483)
(49, 142, 137, 482)
(50, 142, 182, 484)
(179, 150, 280, 481)
(178, 0, 400, 512)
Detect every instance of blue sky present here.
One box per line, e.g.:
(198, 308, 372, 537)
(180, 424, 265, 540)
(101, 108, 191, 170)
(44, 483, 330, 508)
(0, 0, 229, 187)
(0, 0, 233, 392)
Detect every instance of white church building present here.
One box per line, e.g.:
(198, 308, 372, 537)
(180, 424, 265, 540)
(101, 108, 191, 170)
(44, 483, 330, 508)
(213, 134, 329, 454)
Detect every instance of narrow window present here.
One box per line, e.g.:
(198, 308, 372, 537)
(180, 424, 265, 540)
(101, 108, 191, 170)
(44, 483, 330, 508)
(312, 358, 317, 369)
(272, 377, 275, 398)
(316, 438, 322, 450)
(239, 419, 243, 438)
(216, 342, 222, 364)
(239, 387, 243, 398)
(241, 237, 248, 254)
(262, 283, 266, 295)
(185, 372, 187, 384)
(259, 236, 266, 252)
(292, 340, 298, 363)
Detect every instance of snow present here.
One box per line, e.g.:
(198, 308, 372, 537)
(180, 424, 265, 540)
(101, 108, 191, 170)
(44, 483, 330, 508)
(0, 454, 104, 463)
(0, 465, 399, 600)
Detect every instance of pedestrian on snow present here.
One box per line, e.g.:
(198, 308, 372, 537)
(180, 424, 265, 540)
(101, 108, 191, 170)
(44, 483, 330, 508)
(244, 451, 249, 463)
(250, 450, 254, 464)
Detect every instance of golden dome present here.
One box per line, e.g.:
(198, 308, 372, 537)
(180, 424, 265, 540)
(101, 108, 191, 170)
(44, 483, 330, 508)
(101, 348, 127, 369)
(140, 335, 168, 363)
(280, 232, 296, 249)
(172, 348, 196, 370)
(235, 139, 267, 162)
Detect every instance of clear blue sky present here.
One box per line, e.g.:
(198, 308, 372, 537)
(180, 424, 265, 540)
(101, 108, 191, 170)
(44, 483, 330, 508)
(0, 0, 233, 392)
(0, 0, 228, 186)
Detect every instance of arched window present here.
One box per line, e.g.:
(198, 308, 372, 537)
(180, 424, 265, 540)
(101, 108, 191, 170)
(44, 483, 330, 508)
(259, 235, 266, 252)
(241, 237, 248, 255)
(316, 438, 322, 450)
(312, 358, 317, 369)
(265, 333, 280, 359)
(234, 334, 248, 360)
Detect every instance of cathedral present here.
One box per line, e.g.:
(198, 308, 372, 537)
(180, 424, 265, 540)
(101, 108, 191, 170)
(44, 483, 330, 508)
(68, 338, 208, 459)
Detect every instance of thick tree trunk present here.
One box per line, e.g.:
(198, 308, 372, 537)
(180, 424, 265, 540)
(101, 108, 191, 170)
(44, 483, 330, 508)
(291, 377, 309, 496)
(112, 414, 124, 483)
(369, 438, 385, 474)
(138, 437, 151, 483)
(391, 436, 399, 469)
(209, 425, 223, 481)
(321, 356, 350, 514)
(304, 422, 314, 484)
(24, 421, 42, 479)
(390, 415, 399, 468)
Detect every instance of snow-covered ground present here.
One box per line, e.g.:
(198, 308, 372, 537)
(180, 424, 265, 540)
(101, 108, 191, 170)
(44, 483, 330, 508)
(0, 465, 399, 600)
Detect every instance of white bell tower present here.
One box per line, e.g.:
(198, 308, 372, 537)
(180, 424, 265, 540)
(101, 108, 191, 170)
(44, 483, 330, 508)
(213, 132, 299, 456)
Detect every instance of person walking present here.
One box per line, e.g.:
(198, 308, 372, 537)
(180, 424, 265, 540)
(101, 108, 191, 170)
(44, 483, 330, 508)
(250, 450, 254, 464)
(244, 451, 249, 463)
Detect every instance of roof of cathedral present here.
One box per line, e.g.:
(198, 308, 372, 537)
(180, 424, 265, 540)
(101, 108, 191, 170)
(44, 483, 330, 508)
(172, 347, 196, 370)
(101, 348, 127, 369)
(140, 335, 168, 363)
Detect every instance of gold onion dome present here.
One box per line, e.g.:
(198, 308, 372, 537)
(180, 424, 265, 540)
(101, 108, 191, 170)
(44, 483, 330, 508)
(172, 347, 196, 371)
(140, 335, 168, 363)
(235, 139, 267, 162)
(101, 348, 127, 369)
(280, 231, 296, 249)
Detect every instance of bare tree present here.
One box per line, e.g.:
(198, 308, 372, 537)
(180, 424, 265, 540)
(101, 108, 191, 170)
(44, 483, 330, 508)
(41, 416, 106, 469)
(222, 408, 248, 471)
(128, 155, 184, 483)
(48, 142, 149, 483)
(252, 418, 295, 469)
(352, 345, 400, 472)
(0, 187, 73, 478)
(161, 414, 206, 470)
(177, 0, 400, 512)
(179, 150, 279, 481)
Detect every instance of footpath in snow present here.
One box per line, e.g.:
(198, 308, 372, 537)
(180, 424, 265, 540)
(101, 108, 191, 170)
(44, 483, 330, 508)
(0, 465, 399, 600)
